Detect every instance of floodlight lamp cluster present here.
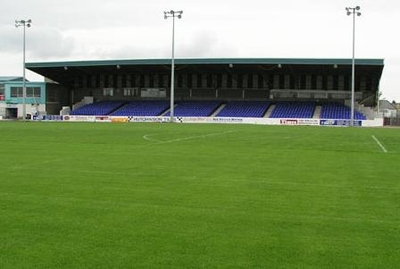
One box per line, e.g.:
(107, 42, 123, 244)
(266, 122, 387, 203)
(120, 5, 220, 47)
(164, 10, 183, 19)
(346, 6, 361, 16)
(15, 19, 32, 28)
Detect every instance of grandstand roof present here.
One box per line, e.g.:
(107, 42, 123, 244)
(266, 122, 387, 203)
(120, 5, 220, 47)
(26, 57, 384, 86)
(27, 58, 384, 67)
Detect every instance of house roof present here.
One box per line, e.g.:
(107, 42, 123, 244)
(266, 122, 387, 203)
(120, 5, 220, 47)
(379, 100, 397, 110)
(0, 76, 23, 83)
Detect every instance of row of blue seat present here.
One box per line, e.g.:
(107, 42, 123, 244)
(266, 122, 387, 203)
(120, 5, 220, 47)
(110, 100, 169, 116)
(270, 102, 316, 118)
(320, 103, 366, 120)
(216, 101, 270, 118)
(70, 101, 126, 116)
(164, 101, 222, 117)
(70, 100, 367, 119)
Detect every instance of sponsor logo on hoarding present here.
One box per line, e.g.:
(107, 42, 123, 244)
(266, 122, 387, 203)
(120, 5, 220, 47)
(298, 119, 319, 125)
(320, 119, 362, 126)
(128, 116, 166, 123)
(67, 115, 95, 122)
(111, 117, 129, 123)
(280, 119, 298, 125)
(95, 116, 110, 121)
(179, 117, 208, 123)
(320, 119, 336, 126)
(33, 115, 63, 121)
(213, 117, 243, 123)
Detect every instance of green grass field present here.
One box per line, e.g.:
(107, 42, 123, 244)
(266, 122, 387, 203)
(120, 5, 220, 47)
(1, 122, 399, 268)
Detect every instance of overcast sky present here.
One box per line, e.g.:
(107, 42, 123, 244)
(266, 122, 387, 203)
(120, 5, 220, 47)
(1, 0, 399, 101)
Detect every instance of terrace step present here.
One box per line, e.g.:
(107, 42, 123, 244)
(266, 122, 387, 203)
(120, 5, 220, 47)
(313, 105, 321, 118)
(264, 104, 275, 118)
(211, 104, 226, 117)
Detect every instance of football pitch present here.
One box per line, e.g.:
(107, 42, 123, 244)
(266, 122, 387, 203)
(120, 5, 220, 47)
(1, 121, 399, 268)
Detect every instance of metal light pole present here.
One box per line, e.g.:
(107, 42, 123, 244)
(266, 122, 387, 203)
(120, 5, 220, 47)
(15, 19, 32, 120)
(164, 10, 182, 122)
(346, 6, 361, 126)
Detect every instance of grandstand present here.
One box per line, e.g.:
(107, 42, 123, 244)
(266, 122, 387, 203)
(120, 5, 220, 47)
(20, 58, 384, 125)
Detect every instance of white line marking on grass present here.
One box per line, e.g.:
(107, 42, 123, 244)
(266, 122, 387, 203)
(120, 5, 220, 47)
(372, 135, 388, 153)
(143, 131, 234, 144)
(143, 134, 162, 142)
(161, 131, 234, 144)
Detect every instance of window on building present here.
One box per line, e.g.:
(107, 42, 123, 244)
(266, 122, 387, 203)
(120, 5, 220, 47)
(333, 75, 339, 90)
(227, 74, 232, 88)
(103, 88, 114, 96)
(187, 74, 192, 88)
(311, 75, 317, 89)
(278, 75, 285, 89)
(290, 76, 295, 89)
(113, 75, 118, 88)
(159, 74, 165, 88)
(344, 76, 350, 91)
(322, 76, 328, 90)
(140, 75, 145, 87)
(299, 75, 306, 89)
(11, 87, 23, 97)
(268, 74, 274, 89)
(257, 75, 263, 89)
(177, 74, 182, 88)
(123, 88, 135, 96)
(96, 75, 101, 88)
(0, 85, 5, 101)
(207, 74, 212, 88)
(248, 74, 253, 88)
(26, 87, 41, 97)
(217, 74, 222, 88)
(197, 73, 202, 88)
(149, 74, 154, 88)
(237, 74, 243, 88)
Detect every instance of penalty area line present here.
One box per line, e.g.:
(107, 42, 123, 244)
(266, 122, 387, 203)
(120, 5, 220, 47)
(371, 135, 388, 153)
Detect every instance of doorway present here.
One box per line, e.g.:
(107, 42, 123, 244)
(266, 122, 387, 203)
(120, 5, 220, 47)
(6, 108, 18, 119)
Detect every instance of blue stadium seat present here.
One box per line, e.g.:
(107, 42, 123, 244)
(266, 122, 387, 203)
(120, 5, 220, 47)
(110, 100, 170, 116)
(269, 102, 316, 118)
(70, 101, 126, 116)
(165, 100, 222, 117)
(320, 102, 366, 120)
(216, 101, 270, 118)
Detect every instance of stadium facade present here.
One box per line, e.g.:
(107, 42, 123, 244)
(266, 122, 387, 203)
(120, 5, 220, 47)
(0, 58, 384, 125)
